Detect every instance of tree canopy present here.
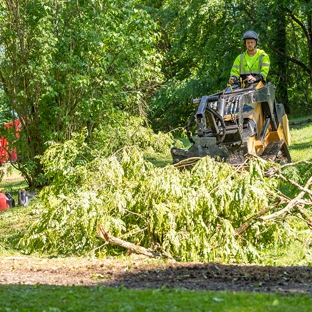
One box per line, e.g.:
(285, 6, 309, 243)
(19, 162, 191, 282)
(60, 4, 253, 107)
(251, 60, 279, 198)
(0, 0, 161, 186)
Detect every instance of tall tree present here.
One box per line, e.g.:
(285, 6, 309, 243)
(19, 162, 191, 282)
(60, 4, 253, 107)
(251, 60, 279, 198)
(267, 1, 312, 82)
(272, 4, 290, 113)
(254, 0, 312, 113)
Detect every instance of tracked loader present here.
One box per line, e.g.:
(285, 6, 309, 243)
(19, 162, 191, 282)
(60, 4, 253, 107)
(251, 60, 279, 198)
(171, 81, 291, 165)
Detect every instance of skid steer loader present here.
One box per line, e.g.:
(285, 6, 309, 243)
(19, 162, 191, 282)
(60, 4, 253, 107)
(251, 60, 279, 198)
(171, 81, 291, 165)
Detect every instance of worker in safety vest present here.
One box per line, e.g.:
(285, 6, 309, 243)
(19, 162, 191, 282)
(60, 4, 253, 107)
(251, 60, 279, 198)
(229, 30, 270, 85)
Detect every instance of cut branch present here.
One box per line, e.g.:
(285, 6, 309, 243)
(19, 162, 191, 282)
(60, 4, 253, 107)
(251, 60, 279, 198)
(234, 207, 271, 238)
(277, 174, 312, 197)
(260, 176, 312, 221)
(267, 43, 311, 75)
(97, 225, 173, 259)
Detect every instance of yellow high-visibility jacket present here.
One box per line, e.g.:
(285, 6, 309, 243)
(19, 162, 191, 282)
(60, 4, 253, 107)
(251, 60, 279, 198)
(230, 49, 270, 81)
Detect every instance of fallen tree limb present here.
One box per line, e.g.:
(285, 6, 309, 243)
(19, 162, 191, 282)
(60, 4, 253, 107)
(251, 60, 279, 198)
(281, 160, 312, 168)
(277, 174, 312, 197)
(234, 169, 312, 237)
(260, 176, 312, 221)
(97, 225, 173, 259)
(234, 207, 271, 238)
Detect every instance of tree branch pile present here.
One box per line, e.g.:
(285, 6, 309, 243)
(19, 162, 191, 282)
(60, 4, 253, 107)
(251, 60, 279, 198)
(235, 161, 312, 237)
(97, 160, 312, 259)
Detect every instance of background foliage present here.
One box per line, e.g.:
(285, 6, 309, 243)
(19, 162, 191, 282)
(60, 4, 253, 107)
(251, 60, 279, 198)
(147, 0, 312, 131)
(0, 0, 161, 186)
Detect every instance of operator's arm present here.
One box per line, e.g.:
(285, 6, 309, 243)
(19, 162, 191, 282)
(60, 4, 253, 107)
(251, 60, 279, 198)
(260, 53, 270, 81)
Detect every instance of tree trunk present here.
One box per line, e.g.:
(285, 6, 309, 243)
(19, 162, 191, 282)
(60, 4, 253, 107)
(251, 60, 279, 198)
(274, 5, 290, 114)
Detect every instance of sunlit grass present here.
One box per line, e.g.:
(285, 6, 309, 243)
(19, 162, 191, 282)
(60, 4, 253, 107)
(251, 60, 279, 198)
(288, 115, 312, 162)
(0, 284, 312, 312)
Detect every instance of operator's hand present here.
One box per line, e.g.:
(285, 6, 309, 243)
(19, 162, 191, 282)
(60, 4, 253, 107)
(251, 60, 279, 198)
(246, 75, 257, 83)
(229, 76, 237, 84)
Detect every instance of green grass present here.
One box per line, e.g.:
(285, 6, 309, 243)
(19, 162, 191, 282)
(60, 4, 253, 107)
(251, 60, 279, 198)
(0, 285, 311, 312)
(288, 116, 312, 162)
(0, 205, 35, 256)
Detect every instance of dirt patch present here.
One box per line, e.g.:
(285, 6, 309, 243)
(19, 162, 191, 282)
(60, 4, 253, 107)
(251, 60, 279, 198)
(1, 256, 311, 293)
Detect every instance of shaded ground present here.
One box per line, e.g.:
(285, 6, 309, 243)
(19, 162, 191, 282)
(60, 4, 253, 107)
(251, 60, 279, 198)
(1, 256, 312, 293)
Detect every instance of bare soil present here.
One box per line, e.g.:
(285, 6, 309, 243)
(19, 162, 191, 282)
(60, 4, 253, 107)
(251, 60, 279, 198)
(1, 256, 312, 293)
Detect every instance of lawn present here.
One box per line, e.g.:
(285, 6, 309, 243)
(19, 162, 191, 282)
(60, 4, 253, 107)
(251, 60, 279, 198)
(288, 116, 312, 161)
(0, 285, 311, 312)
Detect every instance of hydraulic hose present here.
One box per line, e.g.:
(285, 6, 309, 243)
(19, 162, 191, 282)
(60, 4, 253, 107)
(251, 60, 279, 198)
(205, 106, 227, 143)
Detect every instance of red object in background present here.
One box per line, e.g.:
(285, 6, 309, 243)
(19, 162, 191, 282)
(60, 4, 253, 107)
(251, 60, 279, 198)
(0, 119, 20, 164)
(0, 193, 9, 210)
(0, 137, 8, 163)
